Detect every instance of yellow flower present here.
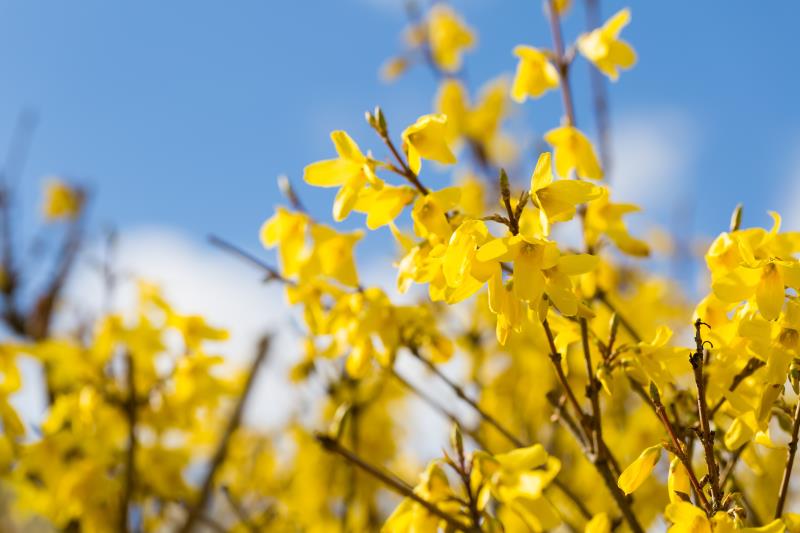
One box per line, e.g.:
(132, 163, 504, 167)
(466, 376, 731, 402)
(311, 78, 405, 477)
(303, 130, 381, 221)
(617, 444, 661, 495)
(666, 502, 785, 533)
(384, 461, 455, 532)
(706, 212, 800, 320)
(511, 46, 560, 102)
(260, 207, 310, 276)
(427, 4, 475, 73)
(436, 77, 508, 147)
(352, 184, 416, 230)
(528, 152, 602, 235)
(544, 125, 603, 180)
(402, 114, 456, 175)
(667, 457, 691, 504)
(308, 225, 363, 288)
(578, 8, 637, 81)
(42, 178, 83, 221)
(584, 188, 650, 257)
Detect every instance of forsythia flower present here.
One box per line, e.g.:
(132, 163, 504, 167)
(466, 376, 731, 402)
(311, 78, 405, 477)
(426, 4, 475, 72)
(303, 130, 381, 221)
(402, 113, 456, 175)
(511, 46, 560, 102)
(617, 444, 661, 495)
(578, 8, 637, 81)
(544, 125, 603, 180)
(383, 462, 456, 532)
(706, 212, 800, 320)
(665, 502, 784, 533)
(42, 178, 83, 221)
(528, 151, 602, 235)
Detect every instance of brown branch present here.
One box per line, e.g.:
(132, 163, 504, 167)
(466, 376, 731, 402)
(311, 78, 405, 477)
(208, 235, 295, 286)
(408, 345, 523, 448)
(775, 397, 800, 518)
(542, 320, 643, 533)
(315, 434, 478, 533)
(691, 319, 723, 511)
(178, 336, 271, 533)
(649, 384, 711, 513)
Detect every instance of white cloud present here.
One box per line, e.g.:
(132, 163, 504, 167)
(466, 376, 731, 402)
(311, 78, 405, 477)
(58, 227, 300, 429)
(610, 109, 699, 214)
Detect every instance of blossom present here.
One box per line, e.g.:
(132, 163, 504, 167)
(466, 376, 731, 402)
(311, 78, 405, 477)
(303, 130, 381, 221)
(511, 46, 560, 102)
(42, 178, 83, 221)
(427, 4, 475, 72)
(402, 113, 457, 175)
(578, 8, 637, 81)
(544, 125, 603, 180)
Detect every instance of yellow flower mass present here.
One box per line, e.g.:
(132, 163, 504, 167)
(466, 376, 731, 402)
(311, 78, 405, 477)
(3, 3, 800, 533)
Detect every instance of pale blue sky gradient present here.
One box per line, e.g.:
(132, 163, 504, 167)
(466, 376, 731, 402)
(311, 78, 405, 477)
(3, 0, 800, 264)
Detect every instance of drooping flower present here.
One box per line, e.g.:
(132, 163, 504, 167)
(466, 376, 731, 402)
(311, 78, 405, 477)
(402, 114, 457, 175)
(578, 8, 637, 81)
(511, 46, 560, 102)
(544, 125, 603, 180)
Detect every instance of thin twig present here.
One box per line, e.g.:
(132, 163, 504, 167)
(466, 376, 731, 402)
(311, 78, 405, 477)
(315, 434, 478, 533)
(596, 291, 643, 343)
(775, 397, 800, 518)
(542, 320, 644, 533)
(691, 319, 723, 511)
(208, 235, 294, 286)
(546, 0, 577, 126)
(649, 384, 711, 513)
(408, 345, 523, 447)
(178, 336, 271, 533)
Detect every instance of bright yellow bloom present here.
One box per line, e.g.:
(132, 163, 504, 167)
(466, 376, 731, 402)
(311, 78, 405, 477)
(706, 212, 800, 320)
(666, 502, 784, 533)
(578, 8, 637, 81)
(528, 152, 602, 235)
(307, 225, 363, 288)
(353, 184, 416, 230)
(617, 444, 661, 495)
(384, 461, 456, 532)
(511, 46, 560, 102)
(260, 207, 310, 276)
(667, 457, 691, 504)
(42, 178, 83, 221)
(437, 77, 508, 146)
(584, 188, 650, 256)
(544, 125, 603, 180)
(303, 130, 381, 221)
(427, 4, 475, 73)
(402, 114, 456, 175)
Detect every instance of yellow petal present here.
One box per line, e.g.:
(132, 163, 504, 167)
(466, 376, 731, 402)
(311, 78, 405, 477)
(617, 444, 661, 495)
(756, 263, 784, 320)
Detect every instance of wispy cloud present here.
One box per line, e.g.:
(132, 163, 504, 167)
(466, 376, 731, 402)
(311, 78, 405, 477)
(610, 109, 699, 215)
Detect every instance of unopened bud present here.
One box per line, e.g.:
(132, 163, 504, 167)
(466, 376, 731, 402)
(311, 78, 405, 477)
(729, 203, 743, 232)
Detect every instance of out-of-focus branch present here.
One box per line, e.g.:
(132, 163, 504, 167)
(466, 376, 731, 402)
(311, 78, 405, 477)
(179, 336, 271, 533)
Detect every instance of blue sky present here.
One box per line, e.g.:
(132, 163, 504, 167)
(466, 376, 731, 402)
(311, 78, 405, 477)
(3, 0, 800, 267)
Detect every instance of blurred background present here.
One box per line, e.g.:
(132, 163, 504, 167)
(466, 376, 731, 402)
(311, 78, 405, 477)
(3, 0, 800, 443)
